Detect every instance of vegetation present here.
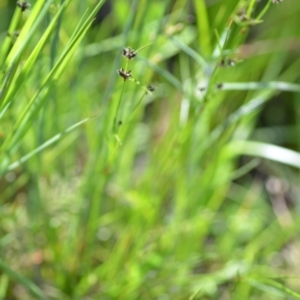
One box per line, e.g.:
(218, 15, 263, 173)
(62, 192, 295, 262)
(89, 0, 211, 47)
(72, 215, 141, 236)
(1, 0, 300, 299)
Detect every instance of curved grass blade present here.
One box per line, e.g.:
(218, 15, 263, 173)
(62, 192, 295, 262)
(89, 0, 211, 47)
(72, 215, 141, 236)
(194, 0, 211, 56)
(219, 81, 300, 92)
(2, 1, 70, 109)
(1, 0, 105, 156)
(0, 258, 47, 300)
(4, 0, 54, 67)
(226, 141, 300, 169)
(0, 7, 21, 66)
(5, 117, 91, 173)
(247, 277, 300, 299)
(167, 34, 207, 68)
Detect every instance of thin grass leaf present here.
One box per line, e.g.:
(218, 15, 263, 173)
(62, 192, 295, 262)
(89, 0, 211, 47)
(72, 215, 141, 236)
(0, 102, 10, 120)
(0, 275, 9, 300)
(2, 1, 70, 108)
(0, 59, 21, 106)
(167, 34, 207, 68)
(4, 0, 54, 67)
(247, 278, 300, 299)
(5, 117, 91, 173)
(197, 90, 274, 155)
(1, 1, 104, 155)
(219, 81, 300, 92)
(0, 258, 47, 300)
(226, 141, 300, 169)
(229, 158, 261, 181)
(194, 0, 211, 56)
(144, 58, 184, 92)
(0, 8, 21, 66)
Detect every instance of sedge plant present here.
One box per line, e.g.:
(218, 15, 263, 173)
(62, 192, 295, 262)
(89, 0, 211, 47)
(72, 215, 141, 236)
(1, 0, 300, 299)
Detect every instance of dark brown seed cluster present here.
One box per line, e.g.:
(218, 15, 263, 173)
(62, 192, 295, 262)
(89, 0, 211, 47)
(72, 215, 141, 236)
(123, 48, 137, 60)
(217, 83, 223, 90)
(237, 9, 248, 22)
(117, 47, 136, 81)
(17, 1, 31, 12)
(118, 46, 155, 92)
(117, 68, 131, 81)
(147, 84, 155, 92)
(219, 57, 235, 67)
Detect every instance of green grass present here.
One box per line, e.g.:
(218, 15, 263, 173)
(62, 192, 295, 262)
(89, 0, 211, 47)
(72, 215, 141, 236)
(1, 0, 300, 299)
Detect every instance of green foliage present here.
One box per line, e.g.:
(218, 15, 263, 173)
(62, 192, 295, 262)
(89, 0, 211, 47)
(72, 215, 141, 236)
(1, 0, 300, 299)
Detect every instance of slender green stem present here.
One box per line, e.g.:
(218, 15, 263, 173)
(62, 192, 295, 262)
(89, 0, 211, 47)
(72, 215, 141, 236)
(246, 0, 257, 18)
(256, 0, 272, 21)
(136, 42, 153, 52)
(114, 60, 129, 133)
(129, 91, 147, 120)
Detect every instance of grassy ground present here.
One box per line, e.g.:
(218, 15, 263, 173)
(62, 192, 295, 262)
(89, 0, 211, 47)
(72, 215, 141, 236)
(1, 0, 300, 299)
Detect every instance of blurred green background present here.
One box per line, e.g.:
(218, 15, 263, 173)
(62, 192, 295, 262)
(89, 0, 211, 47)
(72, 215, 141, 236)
(1, 0, 300, 299)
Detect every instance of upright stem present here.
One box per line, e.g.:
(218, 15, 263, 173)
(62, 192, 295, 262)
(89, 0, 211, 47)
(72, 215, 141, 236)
(114, 60, 129, 133)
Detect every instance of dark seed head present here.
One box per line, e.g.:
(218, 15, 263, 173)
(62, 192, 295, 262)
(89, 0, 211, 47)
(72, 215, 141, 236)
(147, 84, 155, 92)
(217, 83, 223, 89)
(117, 68, 132, 81)
(17, 1, 31, 12)
(219, 57, 236, 67)
(123, 48, 137, 60)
